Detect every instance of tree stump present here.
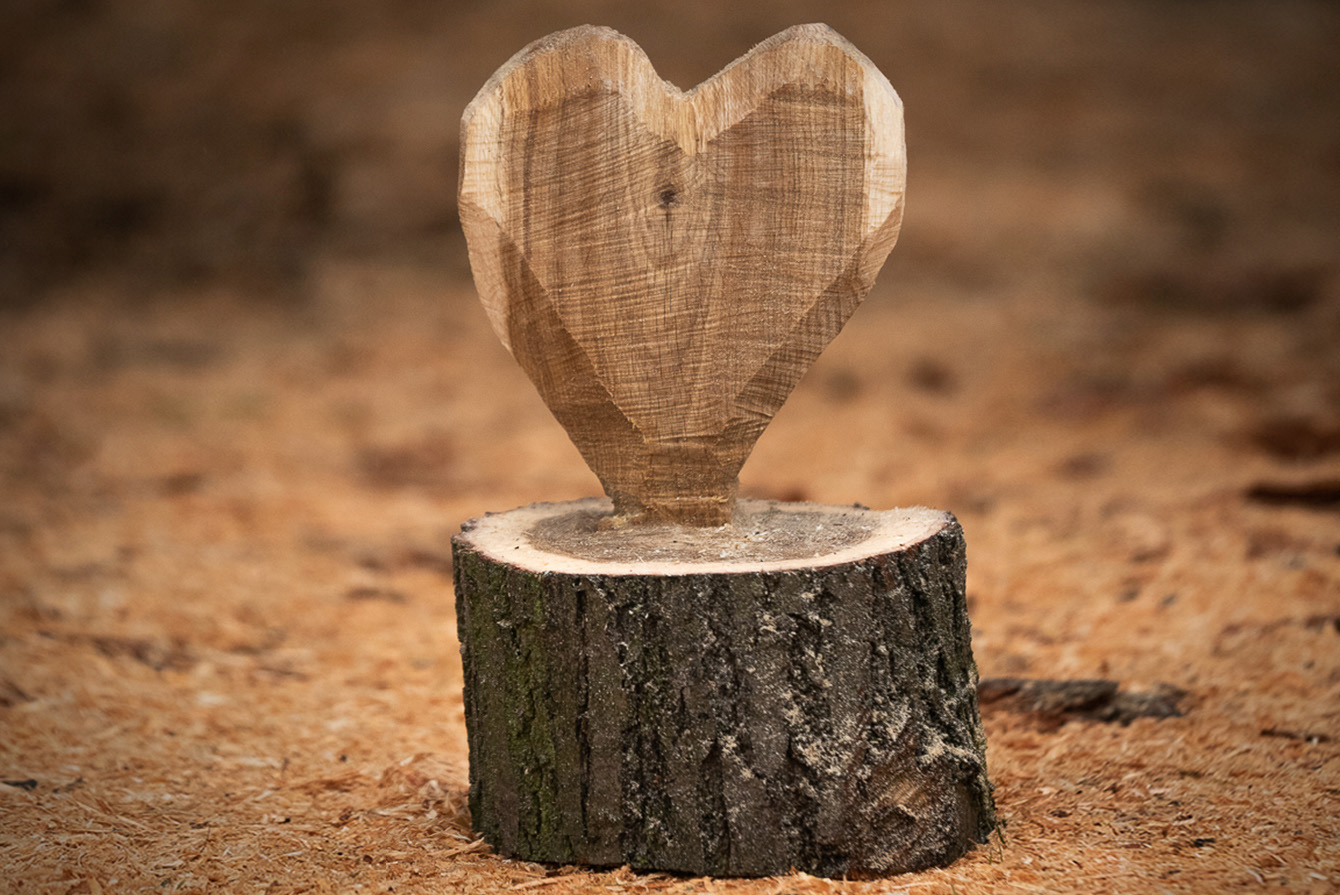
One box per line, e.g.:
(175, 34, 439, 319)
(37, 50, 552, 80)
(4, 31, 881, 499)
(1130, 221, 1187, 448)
(452, 498, 995, 877)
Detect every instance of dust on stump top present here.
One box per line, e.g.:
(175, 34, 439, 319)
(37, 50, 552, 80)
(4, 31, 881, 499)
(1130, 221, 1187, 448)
(456, 499, 951, 576)
(458, 25, 906, 525)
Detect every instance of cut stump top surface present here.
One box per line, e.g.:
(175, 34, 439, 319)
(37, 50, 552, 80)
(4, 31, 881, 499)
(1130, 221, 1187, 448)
(456, 498, 951, 576)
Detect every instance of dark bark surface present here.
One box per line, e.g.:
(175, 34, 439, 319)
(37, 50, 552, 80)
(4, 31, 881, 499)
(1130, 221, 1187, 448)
(453, 510, 995, 877)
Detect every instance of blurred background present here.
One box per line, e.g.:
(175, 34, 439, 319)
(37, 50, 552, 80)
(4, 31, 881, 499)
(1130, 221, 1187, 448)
(3, 0, 1339, 557)
(2, 0, 1338, 525)
(3, 0, 1337, 309)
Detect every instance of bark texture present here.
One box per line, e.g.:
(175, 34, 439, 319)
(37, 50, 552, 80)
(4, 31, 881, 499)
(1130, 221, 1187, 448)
(452, 503, 994, 877)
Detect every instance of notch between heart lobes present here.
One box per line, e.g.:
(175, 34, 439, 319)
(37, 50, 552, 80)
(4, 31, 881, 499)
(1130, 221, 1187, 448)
(460, 24, 906, 524)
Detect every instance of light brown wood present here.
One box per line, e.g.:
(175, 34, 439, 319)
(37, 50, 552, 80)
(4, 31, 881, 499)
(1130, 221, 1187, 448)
(459, 24, 906, 524)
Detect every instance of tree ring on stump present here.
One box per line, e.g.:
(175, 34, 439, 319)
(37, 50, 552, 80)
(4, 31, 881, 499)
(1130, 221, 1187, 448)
(452, 498, 995, 877)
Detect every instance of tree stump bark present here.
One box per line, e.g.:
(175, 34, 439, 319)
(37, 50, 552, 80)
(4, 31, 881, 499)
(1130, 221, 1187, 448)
(452, 498, 995, 877)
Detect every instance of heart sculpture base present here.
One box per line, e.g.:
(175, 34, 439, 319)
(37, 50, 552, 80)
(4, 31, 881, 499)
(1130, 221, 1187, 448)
(452, 499, 995, 877)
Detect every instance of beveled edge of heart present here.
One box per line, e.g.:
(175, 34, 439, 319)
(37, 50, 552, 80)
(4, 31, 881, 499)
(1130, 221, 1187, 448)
(459, 23, 906, 354)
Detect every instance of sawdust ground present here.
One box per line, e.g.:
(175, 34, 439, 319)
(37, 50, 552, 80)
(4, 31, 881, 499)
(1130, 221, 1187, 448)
(3, 247, 1337, 893)
(3, 1, 1340, 893)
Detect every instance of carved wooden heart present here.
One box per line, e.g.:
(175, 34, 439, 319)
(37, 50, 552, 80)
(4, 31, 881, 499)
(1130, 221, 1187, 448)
(459, 24, 905, 524)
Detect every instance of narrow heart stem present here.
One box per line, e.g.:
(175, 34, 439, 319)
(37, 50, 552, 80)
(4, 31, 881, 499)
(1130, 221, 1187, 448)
(603, 442, 741, 526)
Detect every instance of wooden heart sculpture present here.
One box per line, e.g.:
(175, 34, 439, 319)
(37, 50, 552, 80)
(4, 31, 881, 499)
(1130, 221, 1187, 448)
(459, 24, 906, 524)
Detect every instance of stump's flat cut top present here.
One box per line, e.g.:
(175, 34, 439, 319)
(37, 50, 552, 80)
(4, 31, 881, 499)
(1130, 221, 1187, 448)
(458, 498, 951, 575)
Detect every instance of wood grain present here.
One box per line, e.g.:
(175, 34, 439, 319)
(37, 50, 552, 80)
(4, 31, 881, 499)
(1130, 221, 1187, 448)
(459, 24, 906, 524)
